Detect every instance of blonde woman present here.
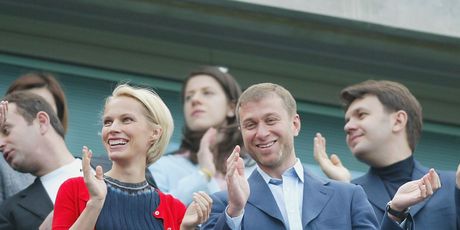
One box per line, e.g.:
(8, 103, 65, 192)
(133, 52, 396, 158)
(53, 84, 211, 230)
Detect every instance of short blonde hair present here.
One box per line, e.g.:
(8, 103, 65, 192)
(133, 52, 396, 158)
(107, 84, 174, 165)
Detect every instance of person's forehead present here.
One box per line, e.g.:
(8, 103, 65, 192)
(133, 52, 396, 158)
(104, 96, 145, 115)
(185, 75, 222, 91)
(4, 103, 24, 123)
(346, 95, 381, 114)
(240, 96, 285, 116)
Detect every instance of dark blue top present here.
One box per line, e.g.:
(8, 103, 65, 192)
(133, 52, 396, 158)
(95, 176, 163, 230)
(371, 155, 414, 198)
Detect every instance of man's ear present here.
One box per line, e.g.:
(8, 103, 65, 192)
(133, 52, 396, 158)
(392, 110, 408, 133)
(36, 111, 51, 135)
(149, 127, 163, 145)
(292, 114, 301, 137)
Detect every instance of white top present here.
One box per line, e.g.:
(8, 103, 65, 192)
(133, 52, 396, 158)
(257, 159, 304, 230)
(226, 159, 304, 230)
(149, 154, 256, 205)
(40, 158, 83, 204)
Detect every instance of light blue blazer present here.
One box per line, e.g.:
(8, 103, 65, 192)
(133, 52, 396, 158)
(203, 166, 405, 230)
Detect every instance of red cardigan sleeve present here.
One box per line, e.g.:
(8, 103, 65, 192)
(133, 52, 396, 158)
(155, 191, 187, 230)
(52, 177, 89, 230)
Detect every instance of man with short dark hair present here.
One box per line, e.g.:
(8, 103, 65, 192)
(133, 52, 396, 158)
(315, 80, 459, 229)
(0, 92, 82, 230)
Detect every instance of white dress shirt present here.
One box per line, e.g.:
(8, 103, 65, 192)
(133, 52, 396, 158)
(226, 159, 304, 230)
(40, 158, 83, 204)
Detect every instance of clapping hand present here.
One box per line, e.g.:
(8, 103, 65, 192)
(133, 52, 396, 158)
(197, 128, 217, 179)
(313, 133, 351, 182)
(181, 192, 213, 230)
(0, 101, 8, 128)
(226, 145, 249, 217)
(456, 164, 460, 189)
(389, 168, 441, 221)
(82, 146, 107, 206)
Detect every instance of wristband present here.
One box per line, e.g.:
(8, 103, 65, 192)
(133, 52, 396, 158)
(200, 168, 214, 181)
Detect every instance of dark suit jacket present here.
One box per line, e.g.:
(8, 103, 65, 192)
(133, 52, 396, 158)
(203, 166, 405, 230)
(353, 160, 458, 229)
(0, 178, 53, 230)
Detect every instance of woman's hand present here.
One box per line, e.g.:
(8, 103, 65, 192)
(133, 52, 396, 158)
(82, 146, 107, 206)
(197, 128, 217, 179)
(180, 191, 213, 230)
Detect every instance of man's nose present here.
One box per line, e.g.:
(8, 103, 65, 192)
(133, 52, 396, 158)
(255, 124, 270, 138)
(344, 119, 356, 134)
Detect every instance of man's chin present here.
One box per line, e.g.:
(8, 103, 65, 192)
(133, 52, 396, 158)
(352, 149, 367, 160)
(12, 165, 28, 173)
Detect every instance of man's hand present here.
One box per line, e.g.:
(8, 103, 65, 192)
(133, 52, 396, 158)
(389, 169, 441, 221)
(313, 133, 351, 182)
(456, 164, 460, 189)
(0, 101, 8, 127)
(225, 145, 249, 217)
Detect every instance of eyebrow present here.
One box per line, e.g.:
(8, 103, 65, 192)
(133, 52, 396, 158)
(186, 86, 213, 92)
(345, 107, 366, 118)
(103, 112, 135, 118)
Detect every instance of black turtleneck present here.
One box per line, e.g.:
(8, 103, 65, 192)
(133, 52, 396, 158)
(370, 155, 414, 198)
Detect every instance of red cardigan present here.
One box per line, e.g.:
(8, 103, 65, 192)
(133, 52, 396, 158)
(52, 177, 186, 230)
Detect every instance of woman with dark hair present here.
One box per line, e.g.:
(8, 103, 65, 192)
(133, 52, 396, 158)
(149, 66, 255, 204)
(6, 72, 68, 132)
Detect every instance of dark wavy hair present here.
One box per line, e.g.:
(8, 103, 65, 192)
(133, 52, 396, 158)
(174, 66, 244, 173)
(6, 72, 68, 133)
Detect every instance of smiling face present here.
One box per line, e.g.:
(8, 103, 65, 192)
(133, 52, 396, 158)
(183, 75, 234, 131)
(0, 103, 41, 173)
(344, 94, 395, 162)
(101, 96, 157, 165)
(239, 94, 300, 175)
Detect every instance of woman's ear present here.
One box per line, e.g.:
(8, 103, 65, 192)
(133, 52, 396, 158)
(36, 111, 51, 135)
(149, 126, 163, 145)
(392, 110, 408, 133)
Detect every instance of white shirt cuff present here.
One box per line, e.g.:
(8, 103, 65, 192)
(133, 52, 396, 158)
(225, 205, 244, 230)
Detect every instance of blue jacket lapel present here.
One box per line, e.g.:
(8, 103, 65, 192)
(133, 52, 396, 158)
(301, 168, 334, 227)
(247, 170, 284, 224)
